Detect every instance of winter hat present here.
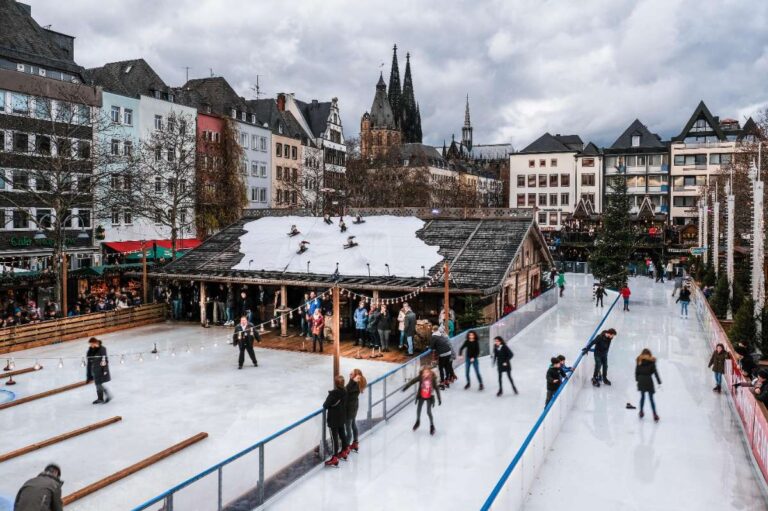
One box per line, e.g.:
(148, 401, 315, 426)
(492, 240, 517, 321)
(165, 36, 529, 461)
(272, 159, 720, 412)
(758, 369, 768, 380)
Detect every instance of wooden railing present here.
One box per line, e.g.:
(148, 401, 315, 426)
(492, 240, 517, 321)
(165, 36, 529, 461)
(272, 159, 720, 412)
(0, 303, 168, 354)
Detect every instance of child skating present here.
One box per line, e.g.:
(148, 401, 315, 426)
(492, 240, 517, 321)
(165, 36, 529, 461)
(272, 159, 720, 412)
(402, 367, 442, 435)
(708, 343, 731, 393)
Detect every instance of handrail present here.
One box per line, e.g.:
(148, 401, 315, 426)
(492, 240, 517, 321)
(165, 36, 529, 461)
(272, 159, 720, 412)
(479, 292, 620, 510)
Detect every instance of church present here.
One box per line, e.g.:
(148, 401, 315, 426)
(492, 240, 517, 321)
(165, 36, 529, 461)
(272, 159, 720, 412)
(360, 45, 423, 159)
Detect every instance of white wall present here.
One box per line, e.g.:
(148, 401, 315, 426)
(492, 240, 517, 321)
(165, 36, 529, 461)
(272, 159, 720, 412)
(510, 151, 577, 230)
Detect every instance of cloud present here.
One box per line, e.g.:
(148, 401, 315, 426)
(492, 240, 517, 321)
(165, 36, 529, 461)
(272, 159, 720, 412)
(26, 0, 768, 149)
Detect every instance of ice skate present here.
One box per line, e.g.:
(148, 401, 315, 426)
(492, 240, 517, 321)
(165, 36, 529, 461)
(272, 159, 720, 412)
(603, 378, 612, 386)
(464, 383, 470, 390)
(592, 378, 600, 387)
(497, 389, 503, 397)
(653, 414, 660, 422)
(92, 399, 104, 404)
(324, 456, 339, 467)
(339, 447, 350, 460)
(350, 441, 359, 453)
(512, 385, 519, 395)
(412, 420, 420, 431)
(430, 425, 436, 436)
(639, 410, 644, 418)
(479, 383, 485, 391)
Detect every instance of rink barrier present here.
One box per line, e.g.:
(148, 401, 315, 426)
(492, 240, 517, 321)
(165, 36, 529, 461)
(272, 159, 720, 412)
(0, 365, 42, 379)
(0, 380, 88, 410)
(692, 285, 768, 487)
(132, 291, 558, 511)
(480, 292, 620, 510)
(0, 416, 122, 463)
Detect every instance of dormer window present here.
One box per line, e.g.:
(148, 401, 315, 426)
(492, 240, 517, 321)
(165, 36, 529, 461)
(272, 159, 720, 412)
(631, 134, 640, 147)
(278, 124, 284, 135)
(231, 108, 237, 118)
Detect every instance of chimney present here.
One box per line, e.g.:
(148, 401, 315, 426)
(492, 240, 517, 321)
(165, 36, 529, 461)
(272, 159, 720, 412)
(312, 99, 318, 105)
(277, 93, 286, 112)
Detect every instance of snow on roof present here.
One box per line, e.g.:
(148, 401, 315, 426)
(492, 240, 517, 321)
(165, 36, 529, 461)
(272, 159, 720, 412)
(232, 216, 443, 278)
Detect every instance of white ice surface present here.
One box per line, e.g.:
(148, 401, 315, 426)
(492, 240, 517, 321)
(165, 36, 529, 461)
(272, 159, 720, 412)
(265, 275, 613, 511)
(523, 277, 768, 511)
(0, 323, 396, 511)
(232, 216, 443, 277)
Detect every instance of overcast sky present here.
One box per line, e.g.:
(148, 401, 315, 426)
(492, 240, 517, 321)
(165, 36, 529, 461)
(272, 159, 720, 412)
(28, 0, 768, 149)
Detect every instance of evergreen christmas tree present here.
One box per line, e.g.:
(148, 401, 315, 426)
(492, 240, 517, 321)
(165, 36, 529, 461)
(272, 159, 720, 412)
(710, 272, 729, 318)
(702, 263, 716, 287)
(730, 297, 756, 350)
(589, 169, 632, 289)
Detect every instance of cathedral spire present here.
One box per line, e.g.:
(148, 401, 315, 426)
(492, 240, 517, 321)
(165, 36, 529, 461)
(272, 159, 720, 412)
(461, 93, 473, 152)
(388, 44, 402, 128)
(464, 94, 471, 127)
(401, 52, 420, 143)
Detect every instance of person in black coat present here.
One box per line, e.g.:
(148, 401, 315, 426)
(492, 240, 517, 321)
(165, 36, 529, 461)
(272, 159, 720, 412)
(86, 337, 111, 404)
(345, 369, 367, 453)
(594, 284, 606, 308)
(545, 357, 563, 406)
(367, 307, 381, 348)
(459, 330, 484, 391)
(323, 375, 349, 467)
(493, 336, 518, 396)
(14, 464, 63, 511)
(233, 316, 260, 369)
(430, 326, 456, 388)
(635, 348, 661, 421)
(582, 328, 617, 387)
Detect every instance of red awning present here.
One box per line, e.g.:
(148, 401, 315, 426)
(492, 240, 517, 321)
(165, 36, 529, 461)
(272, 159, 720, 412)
(103, 239, 201, 254)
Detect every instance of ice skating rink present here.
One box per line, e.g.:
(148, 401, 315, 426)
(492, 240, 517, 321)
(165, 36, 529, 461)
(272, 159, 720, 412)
(265, 275, 613, 511)
(0, 324, 396, 511)
(523, 276, 768, 511)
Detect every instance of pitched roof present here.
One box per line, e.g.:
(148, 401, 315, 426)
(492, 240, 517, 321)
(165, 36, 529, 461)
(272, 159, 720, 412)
(610, 119, 665, 149)
(740, 117, 761, 141)
(0, 0, 83, 76)
(401, 143, 444, 162)
(180, 77, 247, 115)
(470, 143, 515, 161)
(295, 99, 332, 138)
(247, 98, 303, 139)
(580, 142, 601, 156)
(367, 73, 397, 129)
(85, 59, 169, 98)
(520, 133, 582, 153)
(673, 100, 726, 141)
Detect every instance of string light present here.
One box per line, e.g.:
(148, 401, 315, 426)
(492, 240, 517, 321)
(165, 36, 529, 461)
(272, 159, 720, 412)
(80, 358, 85, 368)
(138, 353, 144, 362)
(33, 360, 42, 371)
(9, 359, 15, 370)
(58, 358, 64, 369)
(120, 354, 125, 364)
(171, 348, 176, 357)
(100, 356, 107, 367)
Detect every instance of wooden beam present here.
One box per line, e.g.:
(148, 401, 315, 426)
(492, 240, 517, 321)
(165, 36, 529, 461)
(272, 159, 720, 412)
(444, 262, 450, 331)
(333, 286, 340, 380)
(0, 366, 42, 379)
(0, 381, 88, 411)
(0, 416, 122, 463)
(62, 432, 208, 505)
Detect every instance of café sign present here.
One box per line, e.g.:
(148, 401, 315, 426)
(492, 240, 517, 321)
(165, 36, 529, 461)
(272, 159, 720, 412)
(9, 236, 78, 248)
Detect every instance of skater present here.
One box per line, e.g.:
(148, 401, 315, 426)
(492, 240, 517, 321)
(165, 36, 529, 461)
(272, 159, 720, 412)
(14, 463, 63, 511)
(287, 224, 300, 237)
(546, 357, 563, 406)
(430, 325, 455, 388)
(353, 300, 368, 347)
(86, 337, 111, 404)
(708, 343, 731, 393)
(620, 285, 631, 311)
(635, 348, 661, 421)
(665, 261, 674, 281)
(595, 284, 606, 308)
(233, 315, 260, 368)
(460, 330, 484, 390)
(300, 292, 311, 338)
(377, 304, 392, 352)
(345, 369, 367, 453)
(557, 354, 573, 378)
(403, 304, 417, 355)
(672, 274, 683, 297)
(367, 304, 381, 349)
(397, 304, 407, 349)
(582, 328, 617, 386)
(343, 236, 358, 249)
(549, 267, 558, 285)
(677, 285, 691, 318)
(556, 271, 566, 297)
(323, 375, 349, 466)
(323, 214, 333, 225)
(311, 308, 325, 352)
(402, 367, 442, 435)
(493, 336, 517, 396)
(297, 240, 309, 254)
(353, 215, 365, 224)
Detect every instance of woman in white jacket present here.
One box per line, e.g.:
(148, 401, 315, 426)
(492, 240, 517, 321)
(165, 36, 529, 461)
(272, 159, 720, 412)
(397, 305, 407, 350)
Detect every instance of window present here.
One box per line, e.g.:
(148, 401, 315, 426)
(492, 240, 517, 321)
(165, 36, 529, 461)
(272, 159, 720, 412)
(0, 131, 4, 151)
(179, 209, 187, 225)
(154, 115, 163, 130)
(527, 193, 536, 207)
(528, 160, 535, 168)
(549, 212, 558, 225)
(124, 209, 132, 225)
(123, 108, 133, 125)
(11, 93, 29, 114)
(13, 209, 29, 229)
(240, 132, 248, 148)
(167, 178, 175, 193)
(251, 162, 259, 176)
(516, 175, 525, 187)
(710, 153, 733, 165)
(111, 208, 120, 225)
(78, 140, 91, 159)
(12, 170, 28, 190)
(538, 193, 547, 206)
(649, 154, 661, 166)
(549, 194, 558, 206)
(527, 175, 536, 187)
(582, 158, 595, 167)
(538, 212, 547, 224)
(538, 175, 547, 187)
(581, 193, 595, 204)
(539, 159, 546, 167)
(292, 168, 298, 182)
(154, 146, 162, 161)
(154, 209, 162, 224)
(276, 143, 283, 157)
(0, 209, 5, 229)
(259, 188, 267, 202)
(624, 155, 637, 167)
(167, 149, 175, 162)
(35, 98, 51, 119)
(0, 90, 4, 112)
(673, 154, 707, 166)
(251, 135, 258, 149)
(277, 166, 283, 180)
(36, 135, 51, 155)
(111, 139, 120, 156)
(637, 155, 646, 166)
(57, 102, 72, 122)
(631, 135, 641, 147)
(56, 138, 71, 157)
(111, 174, 122, 190)
(560, 193, 569, 206)
(78, 175, 91, 193)
(79, 210, 91, 228)
(154, 177, 162, 193)
(292, 146, 297, 159)
(673, 196, 697, 207)
(241, 159, 248, 175)
(581, 173, 595, 186)
(517, 194, 525, 206)
(123, 140, 132, 157)
(277, 189, 283, 203)
(549, 174, 558, 187)
(260, 137, 267, 151)
(260, 165, 267, 178)
(560, 174, 570, 187)
(111, 106, 120, 123)
(13, 133, 29, 152)
(36, 176, 51, 191)
(550, 158, 557, 167)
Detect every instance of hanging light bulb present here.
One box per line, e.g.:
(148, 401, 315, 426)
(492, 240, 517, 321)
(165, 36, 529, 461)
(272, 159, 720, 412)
(138, 353, 144, 362)
(171, 347, 176, 357)
(9, 358, 15, 370)
(120, 354, 125, 364)
(57, 358, 64, 369)
(33, 360, 42, 371)
(100, 356, 107, 367)
(154, 351, 160, 360)
(186, 344, 191, 353)
(289, 310, 293, 319)
(80, 358, 86, 368)
(271, 318, 277, 327)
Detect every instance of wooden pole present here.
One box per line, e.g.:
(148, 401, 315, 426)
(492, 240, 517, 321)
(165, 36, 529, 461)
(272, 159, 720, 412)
(142, 243, 148, 305)
(444, 262, 450, 331)
(280, 285, 288, 337)
(62, 252, 68, 318)
(0, 416, 122, 463)
(0, 381, 88, 411)
(62, 432, 208, 505)
(199, 281, 207, 326)
(0, 366, 42, 379)
(333, 286, 340, 379)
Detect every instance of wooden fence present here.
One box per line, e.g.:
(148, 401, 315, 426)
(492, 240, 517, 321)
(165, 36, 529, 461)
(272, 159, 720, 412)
(0, 304, 167, 354)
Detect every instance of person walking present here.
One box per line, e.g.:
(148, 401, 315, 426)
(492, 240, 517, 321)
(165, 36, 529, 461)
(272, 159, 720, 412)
(708, 343, 732, 393)
(233, 315, 260, 368)
(14, 464, 63, 511)
(353, 301, 368, 347)
(556, 272, 566, 297)
(546, 357, 563, 406)
(430, 326, 455, 388)
(225, 284, 236, 326)
(300, 292, 311, 339)
(367, 304, 381, 349)
(595, 284, 606, 308)
(493, 336, 517, 396)
(402, 367, 442, 435)
(549, 267, 558, 286)
(86, 337, 112, 404)
(403, 304, 417, 355)
(620, 285, 631, 312)
(635, 348, 661, 421)
(460, 330, 484, 390)
(677, 285, 692, 318)
(397, 305, 407, 350)
(311, 308, 325, 352)
(377, 304, 392, 352)
(323, 375, 349, 467)
(665, 261, 674, 281)
(582, 328, 617, 387)
(345, 369, 367, 453)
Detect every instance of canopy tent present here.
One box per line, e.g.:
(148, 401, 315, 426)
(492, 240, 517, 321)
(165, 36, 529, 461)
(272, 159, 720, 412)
(103, 239, 201, 256)
(124, 247, 190, 261)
